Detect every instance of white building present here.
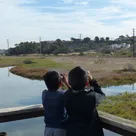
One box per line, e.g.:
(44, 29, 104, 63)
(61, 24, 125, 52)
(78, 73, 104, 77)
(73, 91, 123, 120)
(111, 43, 131, 49)
(0, 49, 6, 55)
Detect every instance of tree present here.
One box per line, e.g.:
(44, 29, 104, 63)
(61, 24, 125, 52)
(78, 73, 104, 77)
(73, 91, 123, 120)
(106, 37, 110, 42)
(71, 37, 81, 43)
(119, 35, 125, 39)
(56, 38, 65, 48)
(100, 37, 105, 42)
(94, 36, 99, 43)
(82, 37, 91, 43)
(56, 39, 61, 43)
(118, 35, 125, 42)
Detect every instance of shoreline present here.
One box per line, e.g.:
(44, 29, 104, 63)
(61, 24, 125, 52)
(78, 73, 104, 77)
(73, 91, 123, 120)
(10, 66, 136, 86)
(6, 66, 136, 121)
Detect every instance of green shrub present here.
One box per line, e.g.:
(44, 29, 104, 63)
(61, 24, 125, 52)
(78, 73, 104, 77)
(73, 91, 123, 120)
(98, 93, 136, 121)
(79, 52, 84, 56)
(23, 60, 33, 64)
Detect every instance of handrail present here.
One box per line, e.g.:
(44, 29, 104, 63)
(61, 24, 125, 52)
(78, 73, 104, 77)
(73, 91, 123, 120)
(0, 105, 136, 136)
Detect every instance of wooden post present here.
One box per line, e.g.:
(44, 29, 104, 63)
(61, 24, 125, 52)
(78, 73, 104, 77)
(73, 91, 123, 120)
(1, 105, 136, 135)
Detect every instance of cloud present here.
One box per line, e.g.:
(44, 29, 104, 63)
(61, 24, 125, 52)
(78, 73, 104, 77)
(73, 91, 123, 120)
(76, 1, 88, 6)
(62, 0, 74, 4)
(112, 0, 136, 7)
(0, 0, 136, 48)
(62, 0, 89, 6)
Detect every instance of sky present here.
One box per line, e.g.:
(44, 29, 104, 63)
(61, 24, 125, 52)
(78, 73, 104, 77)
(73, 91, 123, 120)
(0, 0, 136, 49)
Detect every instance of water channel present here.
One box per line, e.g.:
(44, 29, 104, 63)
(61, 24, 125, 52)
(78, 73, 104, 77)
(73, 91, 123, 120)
(0, 67, 136, 136)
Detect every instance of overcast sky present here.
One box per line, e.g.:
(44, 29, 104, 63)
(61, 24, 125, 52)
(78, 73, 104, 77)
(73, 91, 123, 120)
(0, 0, 136, 49)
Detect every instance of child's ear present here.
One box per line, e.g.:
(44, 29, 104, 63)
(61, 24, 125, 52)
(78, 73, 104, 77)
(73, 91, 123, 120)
(86, 81, 89, 87)
(59, 82, 62, 87)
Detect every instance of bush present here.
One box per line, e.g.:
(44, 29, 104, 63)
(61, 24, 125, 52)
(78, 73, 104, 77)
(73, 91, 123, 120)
(79, 52, 84, 56)
(94, 58, 105, 64)
(23, 60, 33, 64)
(123, 63, 136, 72)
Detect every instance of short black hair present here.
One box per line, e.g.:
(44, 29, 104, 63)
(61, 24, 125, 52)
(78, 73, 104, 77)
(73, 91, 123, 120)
(43, 71, 61, 91)
(68, 66, 87, 90)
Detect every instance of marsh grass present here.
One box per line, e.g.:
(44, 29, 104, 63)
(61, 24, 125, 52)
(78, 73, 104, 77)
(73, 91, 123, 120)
(98, 73, 136, 87)
(9, 57, 73, 79)
(0, 57, 33, 67)
(98, 92, 136, 121)
(0, 57, 72, 69)
(10, 67, 48, 79)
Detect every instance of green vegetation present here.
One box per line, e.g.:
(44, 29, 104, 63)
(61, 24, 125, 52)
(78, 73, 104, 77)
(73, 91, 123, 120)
(20, 58, 71, 69)
(0, 57, 27, 67)
(23, 59, 34, 64)
(112, 48, 132, 57)
(1, 56, 136, 121)
(6, 35, 134, 56)
(0, 57, 72, 69)
(98, 92, 136, 121)
(98, 73, 136, 87)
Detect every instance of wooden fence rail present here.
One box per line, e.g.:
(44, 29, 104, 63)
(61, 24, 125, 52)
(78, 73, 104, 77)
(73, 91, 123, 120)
(0, 104, 136, 136)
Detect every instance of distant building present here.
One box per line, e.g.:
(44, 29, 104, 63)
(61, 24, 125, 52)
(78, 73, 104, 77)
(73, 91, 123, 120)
(115, 36, 130, 42)
(111, 43, 131, 49)
(0, 49, 6, 55)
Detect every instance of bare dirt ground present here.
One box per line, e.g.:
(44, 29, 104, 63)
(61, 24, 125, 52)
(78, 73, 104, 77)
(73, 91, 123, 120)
(49, 56, 136, 78)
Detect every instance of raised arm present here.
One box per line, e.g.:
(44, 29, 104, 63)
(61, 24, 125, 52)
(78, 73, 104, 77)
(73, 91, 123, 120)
(61, 73, 71, 89)
(87, 71, 105, 106)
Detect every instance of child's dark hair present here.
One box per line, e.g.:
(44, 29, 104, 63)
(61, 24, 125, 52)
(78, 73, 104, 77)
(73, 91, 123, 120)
(43, 71, 61, 91)
(68, 66, 88, 90)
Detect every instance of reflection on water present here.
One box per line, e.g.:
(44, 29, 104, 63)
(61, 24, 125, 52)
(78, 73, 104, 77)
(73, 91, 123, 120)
(0, 67, 46, 108)
(102, 84, 136, 96)
(1, 67, 135, 136)
(132, 84, 135, 90)
(0, 117, 44, 136)
(8, 67, 10, 77)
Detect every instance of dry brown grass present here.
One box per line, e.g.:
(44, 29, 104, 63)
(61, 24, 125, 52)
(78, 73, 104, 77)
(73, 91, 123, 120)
(50, 56, 136, 73)
(10, 67, 48, 80)
(5, 56, 136, 86)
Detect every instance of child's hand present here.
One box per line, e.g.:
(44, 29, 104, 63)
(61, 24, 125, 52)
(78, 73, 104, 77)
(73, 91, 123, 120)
(61, 73, 68, 84)
(61, 73, 71, 89)
(87, 71, 93, 81)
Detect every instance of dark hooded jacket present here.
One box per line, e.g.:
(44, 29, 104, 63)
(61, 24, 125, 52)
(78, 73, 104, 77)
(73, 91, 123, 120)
(64, 79, 105, 136)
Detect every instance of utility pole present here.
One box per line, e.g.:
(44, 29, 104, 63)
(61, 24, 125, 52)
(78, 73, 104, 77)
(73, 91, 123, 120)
(79, 33, 82, 41)
(7, 39, 9, 50)
(7, 39, 9, 56)
(7, 39, 10, 77)
(132, 29, 135, 57)
(39, 36, 42, 58)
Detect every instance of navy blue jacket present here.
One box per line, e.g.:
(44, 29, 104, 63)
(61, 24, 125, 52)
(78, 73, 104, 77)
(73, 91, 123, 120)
(64, 79, 105, 136)
(42, 90, 67, 129)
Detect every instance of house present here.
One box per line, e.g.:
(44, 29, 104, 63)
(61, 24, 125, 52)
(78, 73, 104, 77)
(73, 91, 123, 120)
(0, 49, 6, 55)
(111, 43, 131, 49)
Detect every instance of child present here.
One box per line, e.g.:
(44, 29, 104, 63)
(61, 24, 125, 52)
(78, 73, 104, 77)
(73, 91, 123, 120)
(42, 71, 70, 136)
(64, 66, 105, 136)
